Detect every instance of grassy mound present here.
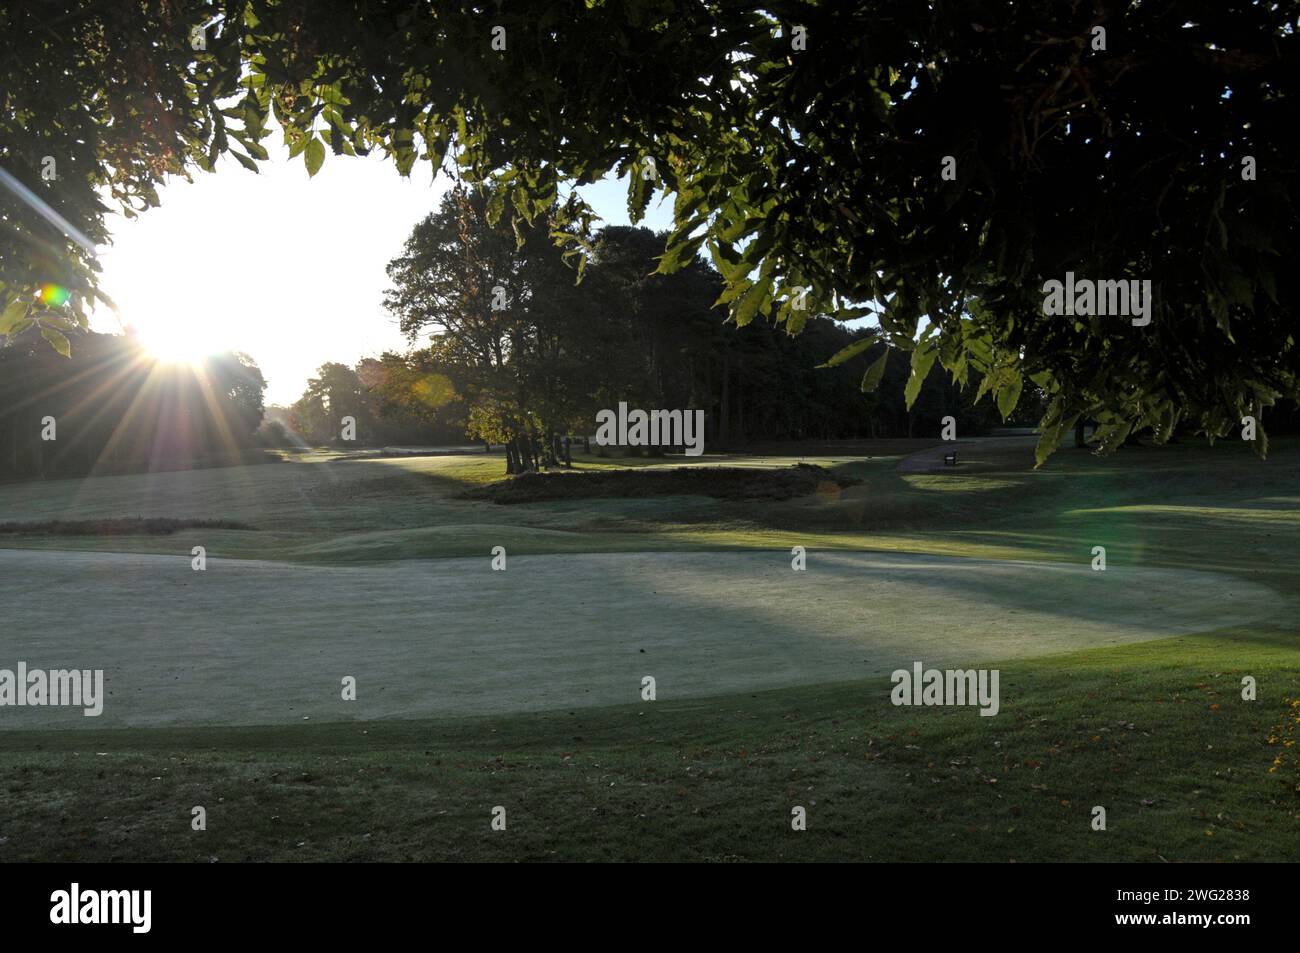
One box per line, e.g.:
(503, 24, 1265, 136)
(464, 462, 858, 504)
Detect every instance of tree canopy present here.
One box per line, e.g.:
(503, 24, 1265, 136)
(4, 1, 1297, 461)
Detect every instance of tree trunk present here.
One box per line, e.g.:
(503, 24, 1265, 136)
(1074, 417, 1087, 448)
(717, 352, 730, 446)
(736, 352, 745, 444)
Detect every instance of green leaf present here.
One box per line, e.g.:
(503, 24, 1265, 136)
(832, 306, 876, 322)
(818, 336, 876, 369)
(1092, 417, 1134, 453)
(1033, 397, 1076, 467)
(304, 137, 326, 177)
(41, 326, 71, 357)
(860, 348, 889, 393)
(486, 187, 506, 226)
(655, 232, 707, 275)
(904, 341, 938, 409)
(286, 129, 311, 159)
(732, 275, 770, 328)
(233, 132, 269, 160)
(707, 240, 746, 283)
(996, 368, 1023, 419)
(785, 303, 809, 336)
(626, 164, 651, 223)
(1035, 416, 1076, 467)
(511, 185, 531, 223)
(713, 278, 752, 308)
(0, 298, 27, 335)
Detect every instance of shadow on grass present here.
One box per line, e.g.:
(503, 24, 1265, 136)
(0, 517, 256, 536)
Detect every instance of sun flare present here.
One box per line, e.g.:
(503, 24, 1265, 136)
(131, 318, 227, 367)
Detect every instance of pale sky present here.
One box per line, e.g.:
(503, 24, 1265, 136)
(90, 136, 675, 405)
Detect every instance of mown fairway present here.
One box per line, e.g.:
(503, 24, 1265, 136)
(1, 438, 1298, 861)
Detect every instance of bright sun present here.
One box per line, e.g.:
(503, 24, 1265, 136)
(132, 318, 227, 366)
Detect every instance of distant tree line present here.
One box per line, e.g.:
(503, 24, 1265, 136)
(353, 186, 1005, 473)
(281, 352, 468, 447)
(0, 329, 266, 480)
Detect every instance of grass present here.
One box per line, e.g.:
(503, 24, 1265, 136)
(5, 549, 1275, 728)
(1, 628, 1294, 862)
(0, 435, 1297, 860)
(0, 438, 1293, 575)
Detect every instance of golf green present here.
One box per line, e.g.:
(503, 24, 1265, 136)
(0, 548, 1283, 728)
